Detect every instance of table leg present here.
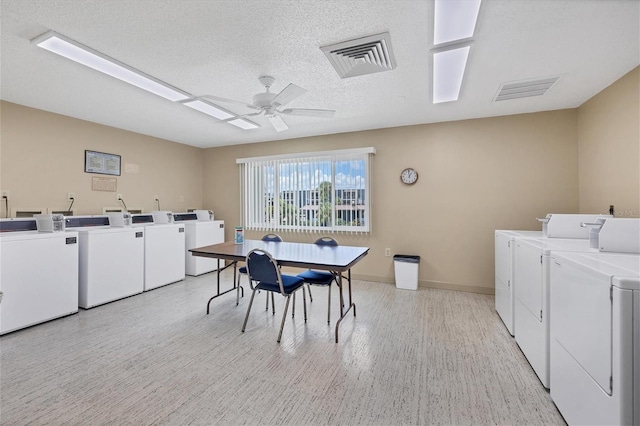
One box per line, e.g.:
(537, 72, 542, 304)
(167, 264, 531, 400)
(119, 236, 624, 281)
(206, 260, 243, 314)
(334, 268, 356, 343)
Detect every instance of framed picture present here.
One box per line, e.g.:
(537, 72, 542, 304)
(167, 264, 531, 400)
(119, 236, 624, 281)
(85, 150, 121, 176)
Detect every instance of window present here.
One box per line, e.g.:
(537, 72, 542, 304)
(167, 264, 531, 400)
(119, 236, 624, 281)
(237, 147, 375, 233)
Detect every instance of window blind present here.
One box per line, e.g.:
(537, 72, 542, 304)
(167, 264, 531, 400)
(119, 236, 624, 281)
(237, 147, 375, 234)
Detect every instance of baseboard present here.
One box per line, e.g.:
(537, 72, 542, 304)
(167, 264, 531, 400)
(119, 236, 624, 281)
(277, 268, 495, 295)
(352, 274, 495, 295)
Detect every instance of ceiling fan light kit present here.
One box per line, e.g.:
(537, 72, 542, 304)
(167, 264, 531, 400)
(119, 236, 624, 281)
(197, 75, 336, 132)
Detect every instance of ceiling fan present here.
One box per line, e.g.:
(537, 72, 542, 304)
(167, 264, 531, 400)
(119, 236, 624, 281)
(196, 76, 335, 132)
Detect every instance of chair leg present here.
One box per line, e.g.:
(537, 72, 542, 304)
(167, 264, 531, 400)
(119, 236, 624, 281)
(241, 288, 259, 332)
(302, 286, 307, 322)
(236, 273, 243, 306)
(277, 295, 291, 343)
(292, 292, 296, 318)
(327, 283, 332, 324)
(307, 284, 313, 302)
(271, 293, 275, 315)
(265, 291, 269, 311)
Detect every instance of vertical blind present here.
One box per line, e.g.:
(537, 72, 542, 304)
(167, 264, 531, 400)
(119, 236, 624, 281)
(237, 147, 375, 234)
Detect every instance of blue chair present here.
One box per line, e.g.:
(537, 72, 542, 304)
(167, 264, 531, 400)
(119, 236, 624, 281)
(296, 237, 339, 323)
(236, 233, 282, 308)
(242, 249, 308, 342)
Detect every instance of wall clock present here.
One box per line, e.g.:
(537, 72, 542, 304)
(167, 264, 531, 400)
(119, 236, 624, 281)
(400, 168, 418, 185)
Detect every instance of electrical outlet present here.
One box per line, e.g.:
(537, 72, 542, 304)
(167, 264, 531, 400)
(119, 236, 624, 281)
(385, 248, 391, 257)
(67, 192, 75, 201)
(117, 193, 123, 201)
(179, 195, 184, 203)
(1, 190, 9, 199)
(154, 195, 159, 202)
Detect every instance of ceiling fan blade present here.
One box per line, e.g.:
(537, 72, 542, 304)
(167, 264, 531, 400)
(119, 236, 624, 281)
(280, 108, 335, 118)
(271, 83, 306, 107)
(198, 94, 259, 110)
(268, 114, 289, 132)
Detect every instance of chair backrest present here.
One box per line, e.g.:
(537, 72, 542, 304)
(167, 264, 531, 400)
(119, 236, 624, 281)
(246, 249, 285, 294)
(262, 233, 283, 242)
(315, 236, 338, 247)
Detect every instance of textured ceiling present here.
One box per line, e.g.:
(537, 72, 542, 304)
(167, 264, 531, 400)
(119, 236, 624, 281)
(1, 0, 638, 148)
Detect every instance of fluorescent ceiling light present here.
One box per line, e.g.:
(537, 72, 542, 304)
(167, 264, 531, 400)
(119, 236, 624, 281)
(33, 31, 257, 130)
(183, 99, 259, 130)
(434, 0, 481, 45)
(433, 46, 470, 103)
(182, 99, 235, 120)
(228, 119, 259, 130)
(32, 31, 189, 102)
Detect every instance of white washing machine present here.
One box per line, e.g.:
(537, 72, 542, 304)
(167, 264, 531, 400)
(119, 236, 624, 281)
(66, 216, 144, 309)
(131, 214, 186, 291)
(173, 213, 224, 276)
(0, 218, 79, 334)
(494, 214, 608, 337)
(495, 230, 543, 335)
(550, 250, 639, 425)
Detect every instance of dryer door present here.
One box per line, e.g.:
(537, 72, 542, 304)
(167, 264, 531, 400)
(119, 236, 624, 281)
(495, 232, 514, 334)
(495, 232, 511, 287)
(515, 241, 543, 321)
(551, 258, 612, 394)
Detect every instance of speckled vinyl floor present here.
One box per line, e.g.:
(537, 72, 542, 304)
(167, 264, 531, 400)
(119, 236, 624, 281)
(0, 271, 565, 425)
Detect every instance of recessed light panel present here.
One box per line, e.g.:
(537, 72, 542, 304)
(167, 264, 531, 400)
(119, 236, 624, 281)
(433, 46, 471, 103)
(228, 119, 260, 130)
(183, 99, 235, 120)
(33, 31, 258, 131)
(183, 100, 259, 130)
(434, 0, 482, 45)
(32, 31, 189, 102)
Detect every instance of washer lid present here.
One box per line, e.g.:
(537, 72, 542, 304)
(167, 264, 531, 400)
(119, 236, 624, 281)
(0, 230, 79, 241)
(517, 236, 593, 254)
(552, 251, 640, 290)
(495, 230, 543, 240)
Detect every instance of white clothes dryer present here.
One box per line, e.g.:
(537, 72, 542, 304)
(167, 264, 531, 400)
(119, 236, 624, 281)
(66, 216, 144, 309)
(0, 218, 78, 334)
(495, 214, 608, 337)
(513, 237, 597, 388)
(495, 230, 543, 335)
(173, 213, 224, 276)
(131, 214, 185, 291)
(550, 251, 639, 426)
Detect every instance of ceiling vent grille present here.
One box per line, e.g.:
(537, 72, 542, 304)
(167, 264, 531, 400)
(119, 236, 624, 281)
(494, 76, 559, 101)
(320, 32, 396, 79)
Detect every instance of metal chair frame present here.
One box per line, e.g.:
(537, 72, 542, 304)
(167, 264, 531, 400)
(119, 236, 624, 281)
(236, 233, 282, 309)
(297, 236, 340, 323)
(242, 248, 307, 342)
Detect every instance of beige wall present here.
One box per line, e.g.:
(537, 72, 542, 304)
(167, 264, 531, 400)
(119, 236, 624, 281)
(204, 110, 580, 293)
(0, 101, 204, 215)
(5, 64, 636, 294)
(577, 66, 640, 217)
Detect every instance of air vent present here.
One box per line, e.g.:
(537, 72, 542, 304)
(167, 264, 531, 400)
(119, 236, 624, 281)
(494, 76, 559, 102)
(321, 32, 396, 79)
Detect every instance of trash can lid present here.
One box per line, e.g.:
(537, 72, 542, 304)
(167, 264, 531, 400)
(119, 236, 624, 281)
(393, 254, 420, 263)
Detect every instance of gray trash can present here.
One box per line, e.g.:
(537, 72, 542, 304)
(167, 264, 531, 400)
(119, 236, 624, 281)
(394, 255, 420, 290)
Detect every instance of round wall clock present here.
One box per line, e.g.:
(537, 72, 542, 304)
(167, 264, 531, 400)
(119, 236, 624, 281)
(400, 168, 418, 185)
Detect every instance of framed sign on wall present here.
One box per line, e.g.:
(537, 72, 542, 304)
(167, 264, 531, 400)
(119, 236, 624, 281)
(85, 150, 121, 176)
